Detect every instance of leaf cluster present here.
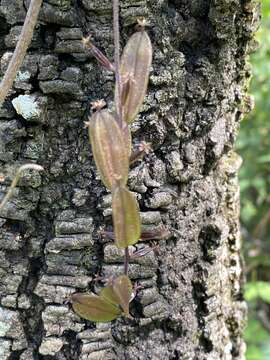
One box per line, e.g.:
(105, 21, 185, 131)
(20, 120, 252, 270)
(71, 275, 132, 322)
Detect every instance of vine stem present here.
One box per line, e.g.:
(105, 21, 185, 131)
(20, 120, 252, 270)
(124, 247, 130, 275)
(112, 0, 123, 127)
(113, 0, 130, 276)
(0, 164, 44, 211)
(0, 0, 43, 107)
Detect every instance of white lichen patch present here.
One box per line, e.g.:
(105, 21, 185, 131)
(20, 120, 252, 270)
(0, 52, 13, 72)
(39, 337, 64, 356)
(12, 94, 41, 120)
(16, 70, 31, 82)
(0, 307, 12, 336)
(0, 339, 11, 357)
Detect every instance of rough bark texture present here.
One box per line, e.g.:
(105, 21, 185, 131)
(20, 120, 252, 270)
(0, 0, 260, 359)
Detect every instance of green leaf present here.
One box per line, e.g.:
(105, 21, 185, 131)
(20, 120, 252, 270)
(100, 285, 120, 306)
(112, 186, 141, 248)
(100, 276, 133, 317)
(247, 345, 266, 360)
(245, 282, 260, 302)
(245, 282, 270, 303)
(112, 275, 133, 317)
(258, 282, 270, 303)
(71, 293, 121, 322)
(245, 318, 269, 343)
(258, 154, 270, 163)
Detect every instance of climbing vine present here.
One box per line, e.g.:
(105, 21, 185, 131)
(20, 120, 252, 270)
(70, 3, 153, 322)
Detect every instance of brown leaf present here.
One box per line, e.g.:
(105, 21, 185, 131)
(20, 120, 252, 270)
(88, 109, 129, 190)
(119, 30, 152, 123)
(140, 226, 171, 241)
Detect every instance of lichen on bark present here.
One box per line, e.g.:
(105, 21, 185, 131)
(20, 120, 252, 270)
(0, 0, 260, 359)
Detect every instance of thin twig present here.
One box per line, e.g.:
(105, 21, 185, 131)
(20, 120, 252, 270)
(0, 0, 43, 107)
(82, 36, 115, 72)
(113, 0, 130, 275)
(253, 208, 270, 239)
(112, 0, 123, 127)
(124, 247, 130, 275)
(0, 164, 44, 211)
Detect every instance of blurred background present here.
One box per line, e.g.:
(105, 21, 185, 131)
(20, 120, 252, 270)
(237, 0, 270, 358)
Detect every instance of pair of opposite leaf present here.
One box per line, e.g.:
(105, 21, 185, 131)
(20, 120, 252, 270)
(71, 275, 132, 322)
(71, 24, 152, 323)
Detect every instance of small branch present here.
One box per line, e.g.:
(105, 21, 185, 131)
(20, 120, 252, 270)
(130, 245, 157, 259)
(124, 247, 130, 275)
(253, 208, 270, 239)
(0, 164, 44, 211)
(82, 36, 115, 72)
(0, 0, 43, 107)
(113, 0, 123, 127)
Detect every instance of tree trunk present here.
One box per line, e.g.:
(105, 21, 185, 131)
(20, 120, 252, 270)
(0, 0, 260, 359)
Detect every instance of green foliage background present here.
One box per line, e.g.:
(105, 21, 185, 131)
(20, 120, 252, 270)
(237, 1, 270, 358)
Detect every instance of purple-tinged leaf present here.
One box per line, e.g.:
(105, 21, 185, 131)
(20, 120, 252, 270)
(119, 30, 152, 123)
(122, 124, 132, 158)
(101, 226, 170, 243)
(140, 227, 171, 241)
(88, 109, 129, 190)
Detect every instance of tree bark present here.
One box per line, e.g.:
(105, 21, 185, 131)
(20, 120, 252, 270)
(0, 0, 260, 359)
